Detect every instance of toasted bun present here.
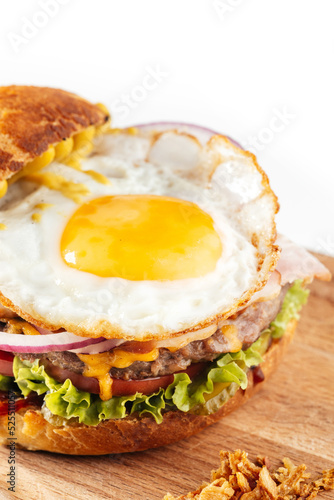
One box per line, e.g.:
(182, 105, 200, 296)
(0, 85, 109, 182)
(0, 320, 296, 455)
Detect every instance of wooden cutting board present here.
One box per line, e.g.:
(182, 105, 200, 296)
(0, 253, 333, 500)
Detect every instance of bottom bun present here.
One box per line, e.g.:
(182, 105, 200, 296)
(0, 320, 297, 455)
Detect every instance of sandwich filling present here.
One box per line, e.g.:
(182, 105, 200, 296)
(0, 281, 308, 425)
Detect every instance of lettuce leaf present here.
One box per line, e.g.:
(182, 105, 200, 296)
(165, 341, 264, 412)
(0, 374, 13, 391)
(10, 281, 308, 425)
(269, 280, 309, 338)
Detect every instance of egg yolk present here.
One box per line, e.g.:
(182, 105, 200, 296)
(61, 195, 222, 281)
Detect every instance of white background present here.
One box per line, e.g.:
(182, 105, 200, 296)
(1, 0, 333, 255)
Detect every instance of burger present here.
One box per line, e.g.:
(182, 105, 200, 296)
(0, 86, 330, 454)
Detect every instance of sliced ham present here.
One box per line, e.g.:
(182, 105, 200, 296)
(248, 235, 331, 305)
(250, 270, 282, 304)
(275, 234, 331, 285)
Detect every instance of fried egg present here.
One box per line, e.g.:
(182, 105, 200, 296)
(0, 127, 279, 340)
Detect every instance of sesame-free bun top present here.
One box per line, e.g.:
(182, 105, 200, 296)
(0, 85, 109, 182)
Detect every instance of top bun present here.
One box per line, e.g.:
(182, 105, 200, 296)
(0, 85, 109, 182)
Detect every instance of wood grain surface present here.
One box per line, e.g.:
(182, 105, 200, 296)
(0, 253, 333, 500)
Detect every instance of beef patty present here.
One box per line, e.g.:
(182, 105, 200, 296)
(16, 286, 287, 380)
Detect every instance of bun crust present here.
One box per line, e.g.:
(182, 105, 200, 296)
(0, 320, 296, 455)
(0, 85, 109, 182)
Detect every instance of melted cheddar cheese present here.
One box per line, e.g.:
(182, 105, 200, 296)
(220, 325, 242, 352)
(203, 382, 230, 402)
(31, 213, 42, 223)
(34, 203, 53, 211)
(8, 147, 56, 186)
(25, 172, 90, 204)
(77, 349, 159, 401)
(59, 125, 111, 186)
(83, 170, 111, 185)
(0, 180, 8, 198)
(54, 137, 74, 161)
(29, 204, 54, 223)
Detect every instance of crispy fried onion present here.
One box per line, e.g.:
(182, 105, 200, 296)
(164, 449, 334, 500)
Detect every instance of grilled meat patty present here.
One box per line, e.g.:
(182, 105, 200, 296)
(16, 286, 287, 381)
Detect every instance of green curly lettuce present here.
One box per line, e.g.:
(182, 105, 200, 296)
(0, 374, 13, 391)
(165, 338, 266, 412)
(9, 280, 308, 425)
(269, 280, 309, 338)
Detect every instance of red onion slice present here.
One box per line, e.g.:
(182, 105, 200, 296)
(0, 331, 105, 354)
(68, 338, 125, 354)
(131, 122, 243, 149)
(33, 325, 57, 335)
(32, 324, 125, 353)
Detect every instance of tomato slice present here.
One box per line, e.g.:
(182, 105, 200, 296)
(42, 358, 206, 397)
(0, 350, 14, 377)
(112, 362, 205, 396)
(42, 359, 100, 394)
